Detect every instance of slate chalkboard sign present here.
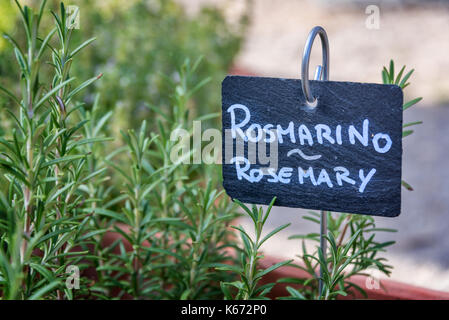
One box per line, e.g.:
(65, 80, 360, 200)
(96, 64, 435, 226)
(222, 76, 403, 217)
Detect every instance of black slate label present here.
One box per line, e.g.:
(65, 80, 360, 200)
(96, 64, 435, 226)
(221, 76, 403, 217)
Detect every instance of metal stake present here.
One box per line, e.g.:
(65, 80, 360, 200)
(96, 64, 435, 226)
(311, 66, 328, 297)
(300, 26, 330, 297)
(315, 63, 327, 296)
(319, 210, 327, 296)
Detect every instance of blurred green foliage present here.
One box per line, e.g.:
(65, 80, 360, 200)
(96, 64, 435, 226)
(0, 0, 248, 131)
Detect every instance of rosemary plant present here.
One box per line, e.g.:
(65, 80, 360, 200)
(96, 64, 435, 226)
(0, 1, 106, 299)
(217, 198, 292, 300)
(91, 58, 239, 300)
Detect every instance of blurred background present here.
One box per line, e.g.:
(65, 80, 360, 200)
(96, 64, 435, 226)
(1, 0, 449, 291)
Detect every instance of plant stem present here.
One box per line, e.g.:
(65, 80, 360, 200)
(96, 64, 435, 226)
(337, 216, 351, 248)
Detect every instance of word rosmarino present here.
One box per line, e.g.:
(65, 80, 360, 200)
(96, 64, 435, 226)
(172, 103, 392, 159)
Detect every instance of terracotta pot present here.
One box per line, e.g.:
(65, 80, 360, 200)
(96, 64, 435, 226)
(95, 225, 449, 300)
(258, 256, 449, 300)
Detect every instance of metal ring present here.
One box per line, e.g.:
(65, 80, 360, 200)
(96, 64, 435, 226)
(301, 26, 330, 107)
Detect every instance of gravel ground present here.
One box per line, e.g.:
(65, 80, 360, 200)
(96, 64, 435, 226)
(181, 0, 449, 105)
(234, 0, 449, 105)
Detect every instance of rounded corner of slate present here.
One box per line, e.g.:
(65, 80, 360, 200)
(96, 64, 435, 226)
(222, 75, 235, 87)
(380, 207, 401, 218)
(387, 210, 401, 218)
(389, 84, 404, 99)
(221, 180, 237, 201)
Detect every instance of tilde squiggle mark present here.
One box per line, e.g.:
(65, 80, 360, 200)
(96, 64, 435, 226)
(287, 148, 322, 161)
